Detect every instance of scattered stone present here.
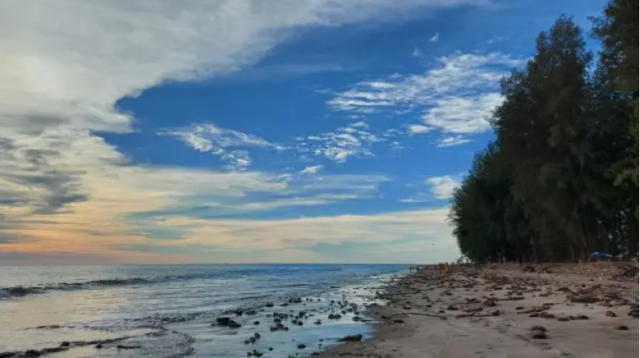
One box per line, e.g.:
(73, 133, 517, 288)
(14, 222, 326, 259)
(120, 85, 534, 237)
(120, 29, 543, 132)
(446, 305, 458, 311)
(297, 344, 306, 349)
(529, 325, 548, 339)
(605, 311, 617, 317)
(615, 325, 629, 331)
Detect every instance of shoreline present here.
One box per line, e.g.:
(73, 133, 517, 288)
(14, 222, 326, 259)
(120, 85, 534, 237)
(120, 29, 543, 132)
(0, 265, 410, 358)
(310, 263, 638, 358)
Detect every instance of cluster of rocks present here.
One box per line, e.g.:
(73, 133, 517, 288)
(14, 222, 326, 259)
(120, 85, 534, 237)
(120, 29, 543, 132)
(0, 337, 133, 358)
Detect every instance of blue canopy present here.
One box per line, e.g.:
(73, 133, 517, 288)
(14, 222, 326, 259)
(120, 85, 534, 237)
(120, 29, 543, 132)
(591, 252, 612, 258)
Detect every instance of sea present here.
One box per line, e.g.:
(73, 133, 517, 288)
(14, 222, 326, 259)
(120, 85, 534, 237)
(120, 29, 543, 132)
(0, 264, 410, 358)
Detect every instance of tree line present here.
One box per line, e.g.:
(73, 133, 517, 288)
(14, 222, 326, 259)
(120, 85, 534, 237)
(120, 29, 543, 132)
(448, 0, 638, 263)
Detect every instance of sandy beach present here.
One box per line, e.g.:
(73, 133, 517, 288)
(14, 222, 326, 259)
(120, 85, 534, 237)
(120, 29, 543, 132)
(313, 263, 639, 358)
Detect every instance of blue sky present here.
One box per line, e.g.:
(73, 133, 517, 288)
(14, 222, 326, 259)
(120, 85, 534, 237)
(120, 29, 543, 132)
(0, 0, 608, 265)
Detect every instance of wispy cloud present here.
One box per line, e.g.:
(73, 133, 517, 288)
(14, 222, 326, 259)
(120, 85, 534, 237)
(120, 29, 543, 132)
(437, 135, 472, 147)
(297, 122, 384, 162)
(159, 123, 281, 170)
(301, 165, 323, 175)
(328, 52, 525, 145)
(146, 207, 459, 263)
(412, 47, 424, 57)
(429, 32, 440, 42)
(425, 175, 460, 199)
(487, 36, 508, 44)
(406, 124, 433, 135)
(0, 0, 487, 263)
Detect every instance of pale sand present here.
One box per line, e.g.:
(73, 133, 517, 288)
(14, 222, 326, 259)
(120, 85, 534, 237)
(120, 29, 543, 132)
(312, 264, 638, 358)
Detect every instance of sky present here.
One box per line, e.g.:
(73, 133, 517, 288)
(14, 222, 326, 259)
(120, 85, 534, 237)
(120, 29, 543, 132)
(0, 0, 609, 265)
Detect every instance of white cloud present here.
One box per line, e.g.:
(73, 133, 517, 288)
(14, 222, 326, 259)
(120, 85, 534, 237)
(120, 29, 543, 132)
(0, 0, 488, 263)
(407, 124, 432, 135)
(159, 123, 278, 170)
(350, 121, 369, 128)
(412, 47, 424, 57)
(150, 207, 460, 263)
(328, 52, 524, 144)
(438, 135, 471, 147)
(429, 32, 440, 42)
(423, 93, 502, 134)
(425, 175, 460, 199)
(298, 122, 384, 162)
(301, 165, 323, 175)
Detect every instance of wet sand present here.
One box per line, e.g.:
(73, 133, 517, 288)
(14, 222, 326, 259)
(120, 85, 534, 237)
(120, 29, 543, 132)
(312, 263, 639, 358)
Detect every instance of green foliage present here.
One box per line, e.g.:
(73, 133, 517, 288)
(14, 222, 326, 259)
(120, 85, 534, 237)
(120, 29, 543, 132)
(450, 5, 639, 263)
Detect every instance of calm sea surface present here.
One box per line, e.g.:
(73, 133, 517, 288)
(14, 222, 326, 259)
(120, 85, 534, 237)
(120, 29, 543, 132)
(0, 264, 409, 357)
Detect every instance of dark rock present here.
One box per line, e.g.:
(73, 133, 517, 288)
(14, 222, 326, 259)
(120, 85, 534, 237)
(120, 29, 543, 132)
(556, 316, 570, 322)
(529, 313, 539, 317)
(605, 311, 617, 317)
(615, 325, 629, 330)
(297, 344, 306, 349)
(216, 317, 231, 326)
(253, 321, 260, 325)
(117, 345, 142, 350)
(515, 306, 524, 310)
(229, 320, 242, 328)
(628, 310, 639, 318)
(352, 316, 361, 322)
(491, 310, 500, 316)
(266, 302, 274, 308)
(539, 312, 554, 319)
(483, 300, 497, 307)
(446, 305, 458, 311)
(59, 342, 70, 347)
(575, 314, 588, 320)
(393, 319, 404, 323)
(340, 334, 363, 342)
(235, 309, 244, 316)
(530, 329, 547, 339)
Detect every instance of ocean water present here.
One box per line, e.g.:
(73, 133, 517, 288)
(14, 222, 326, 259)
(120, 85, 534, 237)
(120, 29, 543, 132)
(0, 264, 409, 357)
